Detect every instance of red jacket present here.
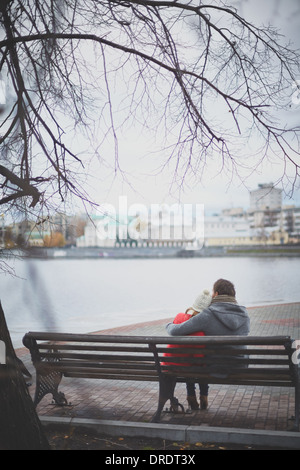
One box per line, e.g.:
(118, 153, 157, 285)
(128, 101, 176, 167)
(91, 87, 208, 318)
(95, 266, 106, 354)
(163, 312, 205, 366)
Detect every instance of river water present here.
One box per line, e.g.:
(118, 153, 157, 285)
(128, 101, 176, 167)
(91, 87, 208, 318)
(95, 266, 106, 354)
(1, 256, 299, 348)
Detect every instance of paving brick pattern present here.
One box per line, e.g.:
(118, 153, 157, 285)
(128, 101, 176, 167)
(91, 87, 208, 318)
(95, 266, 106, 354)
(17, 303, 300, 432)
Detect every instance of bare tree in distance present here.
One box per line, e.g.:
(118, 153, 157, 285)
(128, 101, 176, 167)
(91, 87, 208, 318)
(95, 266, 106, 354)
(0, 0, 299, 449)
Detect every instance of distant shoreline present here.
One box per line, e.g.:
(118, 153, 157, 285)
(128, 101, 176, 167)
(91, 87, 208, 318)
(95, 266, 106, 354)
(2, 244, 300, 260)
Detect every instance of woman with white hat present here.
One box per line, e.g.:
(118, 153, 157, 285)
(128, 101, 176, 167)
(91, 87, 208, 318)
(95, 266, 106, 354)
(165, 289, 212, 411)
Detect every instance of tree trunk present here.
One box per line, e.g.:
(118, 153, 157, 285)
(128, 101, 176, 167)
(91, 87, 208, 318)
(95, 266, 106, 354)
(0, 301, 50, 450)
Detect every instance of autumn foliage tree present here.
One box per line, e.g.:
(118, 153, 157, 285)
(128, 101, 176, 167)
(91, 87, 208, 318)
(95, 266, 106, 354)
(44, 232, 65, 248)
(0, 0, 299, 449)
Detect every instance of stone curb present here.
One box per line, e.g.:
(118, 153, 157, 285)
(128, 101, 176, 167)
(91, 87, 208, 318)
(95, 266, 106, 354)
(40, 416, 300, 450)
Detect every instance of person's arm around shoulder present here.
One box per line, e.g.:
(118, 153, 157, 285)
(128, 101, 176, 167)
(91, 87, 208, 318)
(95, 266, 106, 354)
(166, 309, 210, 336)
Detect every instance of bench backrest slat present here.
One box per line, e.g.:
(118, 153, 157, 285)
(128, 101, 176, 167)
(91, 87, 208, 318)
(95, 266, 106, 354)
(24, 332, 292, 345)
(40, 352, 156, 362)
(38, 344, 150, 353)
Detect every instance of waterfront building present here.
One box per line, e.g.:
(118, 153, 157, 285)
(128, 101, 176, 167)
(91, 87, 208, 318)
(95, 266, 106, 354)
(247, 183, 292, 244)
(249, 183, 282, 211)
(204, 215, 251, 247)
(282, 205, 300, 242)
(3, 183, 299, 249)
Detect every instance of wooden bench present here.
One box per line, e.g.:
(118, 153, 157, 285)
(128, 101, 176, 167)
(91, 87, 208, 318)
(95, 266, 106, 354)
(22, 332, 300, 429)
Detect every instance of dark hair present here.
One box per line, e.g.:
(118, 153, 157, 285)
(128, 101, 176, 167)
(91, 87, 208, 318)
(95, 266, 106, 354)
(213, 279, 236, 297)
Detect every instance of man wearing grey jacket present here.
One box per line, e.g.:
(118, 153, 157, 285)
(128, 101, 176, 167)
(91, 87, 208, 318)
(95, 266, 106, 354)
(165, 278, 250, 410)
(166, 278, 250, 337)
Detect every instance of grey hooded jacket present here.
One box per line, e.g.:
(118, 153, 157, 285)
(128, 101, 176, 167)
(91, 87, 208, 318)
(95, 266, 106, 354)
(166, 302, 250, 337)
(166, 301, 250, 376)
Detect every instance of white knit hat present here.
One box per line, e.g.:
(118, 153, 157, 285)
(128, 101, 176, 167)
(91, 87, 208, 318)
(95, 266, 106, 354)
(192, 289, 212, 313)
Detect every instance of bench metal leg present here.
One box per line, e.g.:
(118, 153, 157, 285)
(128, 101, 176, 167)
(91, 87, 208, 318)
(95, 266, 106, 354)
(169, 396, 185, 414)
(152, 376, 176, 423)
(34, 368, 68, 407)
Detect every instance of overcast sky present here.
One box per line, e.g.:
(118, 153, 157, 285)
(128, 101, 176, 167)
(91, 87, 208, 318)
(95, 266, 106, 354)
(82, 0, 300, 215)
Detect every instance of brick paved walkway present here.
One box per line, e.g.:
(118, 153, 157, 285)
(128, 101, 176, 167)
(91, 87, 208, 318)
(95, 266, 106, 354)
(17, 303, 300, 433)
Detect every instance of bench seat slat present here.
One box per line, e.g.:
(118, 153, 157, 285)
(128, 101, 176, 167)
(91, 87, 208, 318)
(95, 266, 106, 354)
(162, 365, 292, 377)
(64, 372, 160, 381)
(163, 372, 293, 385)
(62, 366, 158, 376)
(174, 376, 293, 387)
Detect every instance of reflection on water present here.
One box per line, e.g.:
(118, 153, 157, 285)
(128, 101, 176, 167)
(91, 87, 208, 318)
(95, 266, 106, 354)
(1, 256, 299, 347)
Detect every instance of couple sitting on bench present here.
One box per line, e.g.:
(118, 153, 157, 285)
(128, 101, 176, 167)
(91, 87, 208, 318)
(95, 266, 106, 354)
(165, 278, 250, 411)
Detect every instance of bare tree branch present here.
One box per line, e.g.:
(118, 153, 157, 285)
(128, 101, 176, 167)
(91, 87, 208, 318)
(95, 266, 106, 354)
(0, 0, 299, 214)
(0, 164, 41, 207)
